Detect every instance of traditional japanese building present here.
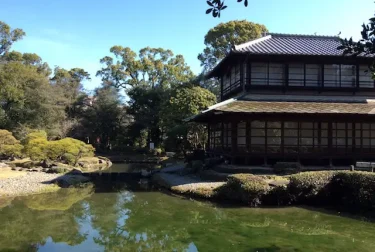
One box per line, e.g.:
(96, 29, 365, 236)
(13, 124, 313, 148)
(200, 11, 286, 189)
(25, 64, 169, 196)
(191, 33, 375, 166)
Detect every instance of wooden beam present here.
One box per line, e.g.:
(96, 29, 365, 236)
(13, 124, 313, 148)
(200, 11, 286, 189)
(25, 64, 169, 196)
(240, 61, 245, 92)
(220, 76, 223, 102)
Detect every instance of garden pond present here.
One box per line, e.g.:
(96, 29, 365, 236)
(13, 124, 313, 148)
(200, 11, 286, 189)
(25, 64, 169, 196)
(1, 173, 375, 251)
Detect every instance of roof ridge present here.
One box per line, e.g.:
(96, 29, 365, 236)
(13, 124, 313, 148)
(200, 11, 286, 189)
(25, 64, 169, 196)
(269, 33, 339, 40)
(234, 35, 272, 50)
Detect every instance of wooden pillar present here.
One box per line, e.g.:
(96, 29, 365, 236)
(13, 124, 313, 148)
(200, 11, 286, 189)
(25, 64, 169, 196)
(264, 121, 268, 166)
(240, 62, 245, 92)
(356, 64, 360, 92)
(207, 123, 210, 151)
(247, 59, 251, 91)
(246, 120, 251, 165)
(220, 122, 224, 151)
(352, 122, 356, 165)
(328, 122, 333, 167)
(281, 121, 285, 159)
(231, 121, 238, 164)
(220, 76, 224, 102)
(320, 64, 324, 93)
(283, 63, 288, 93)
(297, 121, 300, 163)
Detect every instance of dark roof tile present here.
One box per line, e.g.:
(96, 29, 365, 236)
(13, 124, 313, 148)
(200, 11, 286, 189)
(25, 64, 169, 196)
(233, 33, 346, 56)
(215, 101, 375, 115)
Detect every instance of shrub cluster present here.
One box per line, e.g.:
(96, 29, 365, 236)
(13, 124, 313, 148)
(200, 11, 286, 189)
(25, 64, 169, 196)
(0, 129, 95, 166)
(24, 133, 95, 165)
(211, 171, 375, 212)
(287, 171, 336, 204)
(286, 171, 375, 211)
(327, 172, 375, 211)
(0, 130, 23, 158)
(216, 174, 270, 206)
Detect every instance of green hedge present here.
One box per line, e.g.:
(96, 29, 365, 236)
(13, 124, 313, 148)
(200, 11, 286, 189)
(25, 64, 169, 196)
(212, 171, 375, 212)
(216, 174, 270, 206)
(287, 171, 336, 204)
(328, 172, 375, 211)
(286, 171, 375, 211)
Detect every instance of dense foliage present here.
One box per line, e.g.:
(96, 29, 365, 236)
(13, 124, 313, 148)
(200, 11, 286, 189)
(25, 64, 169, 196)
(0, 129, 95, 165)
(0, 130, 23, 157)
(0, 20, 220, 154)
(340, 13, 375, 56)
(97, 46, 216, 152)
(198, 20, 267, 72)
(197, 20, 267, 96)
(23, 131, 94, 165)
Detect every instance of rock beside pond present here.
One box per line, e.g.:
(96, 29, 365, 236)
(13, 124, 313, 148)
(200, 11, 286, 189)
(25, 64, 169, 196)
(77, 156, 112, 172)
(53, 175, 90, 188)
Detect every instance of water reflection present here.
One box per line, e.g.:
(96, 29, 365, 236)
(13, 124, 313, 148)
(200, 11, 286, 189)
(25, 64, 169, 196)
(1, 182, 375, 251)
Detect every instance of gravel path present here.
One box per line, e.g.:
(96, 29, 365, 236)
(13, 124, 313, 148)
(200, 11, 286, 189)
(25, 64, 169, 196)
(0, 172, 62, 197)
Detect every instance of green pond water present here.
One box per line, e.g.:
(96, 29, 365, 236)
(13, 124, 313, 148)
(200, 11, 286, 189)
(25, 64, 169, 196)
(1, 179, 375, 251)
(102, 163, 159, 173)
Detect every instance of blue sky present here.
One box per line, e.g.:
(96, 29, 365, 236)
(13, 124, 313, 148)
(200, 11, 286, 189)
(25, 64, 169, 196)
(1, 0, 374, 90)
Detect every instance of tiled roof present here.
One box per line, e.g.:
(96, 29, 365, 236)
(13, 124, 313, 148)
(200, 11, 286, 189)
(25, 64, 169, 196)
(233, 33, 349, 56)
(214, 100, 375, 115)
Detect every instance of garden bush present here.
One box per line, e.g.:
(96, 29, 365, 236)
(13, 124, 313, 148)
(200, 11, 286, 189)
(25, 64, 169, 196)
(0, 130, 23, 158)
(24, 132, 95, 166)
(217, 174, 270, 206)
(263, 185, 292, 206)
(23, 136, 49, 161)
(328, 172, 375, 211)
(287, 171, 336, 204)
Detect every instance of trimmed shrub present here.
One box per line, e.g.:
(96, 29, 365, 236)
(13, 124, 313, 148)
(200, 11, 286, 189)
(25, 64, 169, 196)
(24, 132, 95, 166)
(217, 174, 270, 206)
(263, 185, 291, 206)
(288, 171, 336, 204)
(49, 138, 95, 166)
(0, 130, 23, 158)
(24, 137, 49, 161)
(328, 172, 375, 211)
(23, 130, 48, 144)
